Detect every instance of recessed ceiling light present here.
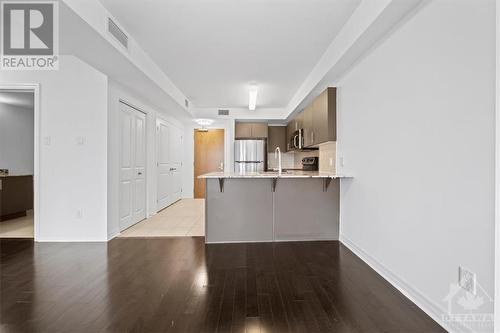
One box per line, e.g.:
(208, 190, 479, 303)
(249, 85, 258, 110)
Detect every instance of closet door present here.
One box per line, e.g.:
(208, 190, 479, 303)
(119, 102, 147, 231)
(157, 119, 183, 210)
(169, 126, 183, 203)
(157, 119, 172, 210)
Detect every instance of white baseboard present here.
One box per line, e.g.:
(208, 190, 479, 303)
(36, 239, 108, 242)
(340, 234, 474, 333)
(107, 230, 120, 241)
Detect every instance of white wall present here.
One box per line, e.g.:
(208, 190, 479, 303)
(0, 56, 108, 241)
(336, 0, 495, 331)
(107, 80, 185, 239)
(182, 119, 234, 198)
(0, 103, 34, 175)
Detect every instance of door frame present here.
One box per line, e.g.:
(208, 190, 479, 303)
(495, 0, 499, 330)
(193, 128, 225, 198)
(0, 83, 40, 241)
(118, 99, 148, 231)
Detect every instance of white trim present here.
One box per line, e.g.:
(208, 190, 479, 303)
(37, 239, 107, 243)
(340, 235, 473, 333)
(495, 0, 500, 331)
(0, 83, 39, 241)
(107, 230, 121, 241)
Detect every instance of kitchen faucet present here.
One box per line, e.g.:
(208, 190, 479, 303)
(274, 147, 282, 175)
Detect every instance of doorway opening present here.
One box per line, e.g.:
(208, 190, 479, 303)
(194, 129, 225, 199)
(0, 89, 35, 239)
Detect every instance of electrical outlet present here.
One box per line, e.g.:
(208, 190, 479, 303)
(76, 136, 85, 146)
(339, 156, 345, 167)
(459, 266, 476, 294)
(76, 209, 83, 219)
(43, 136, 51, 146)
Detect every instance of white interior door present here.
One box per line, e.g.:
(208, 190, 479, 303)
(157, 119, 183, 211)
(119, 102, 146, 231)
(169, 125, 183, 202)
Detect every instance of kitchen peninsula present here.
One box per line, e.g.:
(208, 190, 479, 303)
(199, 171, 351, 243)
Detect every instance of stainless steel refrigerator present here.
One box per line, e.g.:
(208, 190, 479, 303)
(234, 139, 265, 172)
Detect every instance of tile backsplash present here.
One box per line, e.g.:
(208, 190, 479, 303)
(318, 141, 336, 173)
(267, 152, 296, 170)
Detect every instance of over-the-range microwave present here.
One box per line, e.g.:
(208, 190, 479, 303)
(289, 128, 303, 150)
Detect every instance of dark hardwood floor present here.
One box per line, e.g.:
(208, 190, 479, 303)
(0, 237, 446, 333)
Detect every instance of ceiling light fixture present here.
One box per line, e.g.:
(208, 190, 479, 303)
(194, 118, 215, 131)
(248, 85, 258, 110)
(195, 118, 215, 126)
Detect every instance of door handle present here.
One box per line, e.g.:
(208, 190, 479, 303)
(170, 167, 176, 171)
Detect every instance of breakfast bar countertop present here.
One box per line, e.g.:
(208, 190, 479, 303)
(198, 171, 352, 179)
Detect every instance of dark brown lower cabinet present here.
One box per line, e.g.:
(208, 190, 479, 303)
(0, 175, 33, 221)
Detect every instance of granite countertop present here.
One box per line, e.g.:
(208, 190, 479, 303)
(198, 171, 352, 179)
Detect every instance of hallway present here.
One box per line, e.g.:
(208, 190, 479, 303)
(119, 199, 204, 238)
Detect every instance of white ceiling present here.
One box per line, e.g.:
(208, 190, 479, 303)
(0, 91, 34, 109)
(98, 0, 361, 110)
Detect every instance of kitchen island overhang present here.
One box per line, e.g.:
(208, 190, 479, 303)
(198, 172, 352, 244)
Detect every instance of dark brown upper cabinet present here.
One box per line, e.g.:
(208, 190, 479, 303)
(267, 126, 287, 153)
(312, 87, 336, 145)
(288, 87, 336, 148)
(235, 122, 268, 139)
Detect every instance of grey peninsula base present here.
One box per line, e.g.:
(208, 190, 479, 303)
(205, 178, 340, 243)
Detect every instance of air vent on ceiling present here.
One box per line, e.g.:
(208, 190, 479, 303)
(107, 18, 128, 49)
(218, 109, 229, 116)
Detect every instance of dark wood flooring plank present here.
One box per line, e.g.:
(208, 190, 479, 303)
(0, 238, 447, 333)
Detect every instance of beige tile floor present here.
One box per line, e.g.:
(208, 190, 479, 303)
(119, 199, 205, 238)
(0, 210, 34, 238)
